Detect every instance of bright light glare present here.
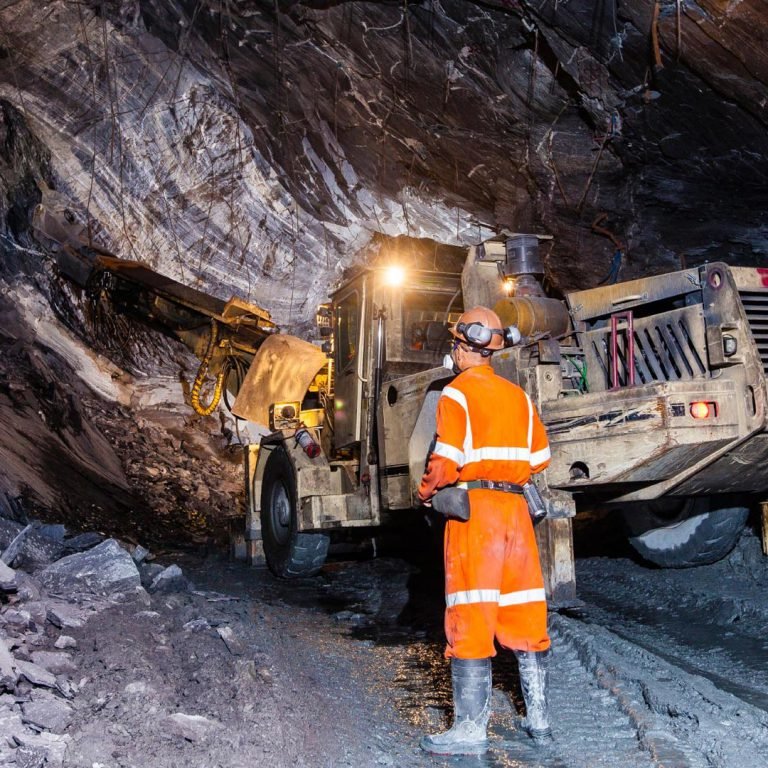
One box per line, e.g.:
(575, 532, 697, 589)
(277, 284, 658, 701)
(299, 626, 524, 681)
(384, 265, 406, 287)
(502, 277, 516, 296)
(690, 401, 711, 419)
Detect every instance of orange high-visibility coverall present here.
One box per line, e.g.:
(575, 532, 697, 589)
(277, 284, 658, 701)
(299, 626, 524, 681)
(418, 365, 551, 659)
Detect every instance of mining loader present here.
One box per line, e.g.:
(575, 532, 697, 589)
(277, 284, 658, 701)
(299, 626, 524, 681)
(237, 236, 768, 603)
(34, 195, 768, 600)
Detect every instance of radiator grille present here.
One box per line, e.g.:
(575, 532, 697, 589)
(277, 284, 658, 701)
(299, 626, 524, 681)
(583, 306, 707, 390)
(739, 290, 768, 374)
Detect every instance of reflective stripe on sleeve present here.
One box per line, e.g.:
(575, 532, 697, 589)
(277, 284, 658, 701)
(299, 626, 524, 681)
(442, 386, 473, 458)
(445, 589, 500, 608)
(530, 446, 551, 465)
(498, 588, 546, 607)
(433, 441, 465, 465)
(442, 386, 468, 412)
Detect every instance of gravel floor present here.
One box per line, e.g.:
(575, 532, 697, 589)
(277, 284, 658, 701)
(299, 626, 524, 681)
(3, 510, 768, 767)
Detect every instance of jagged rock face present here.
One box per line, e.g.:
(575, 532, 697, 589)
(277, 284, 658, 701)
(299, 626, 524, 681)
(0, 0, 766, 330)
(0, 1, 767, 543)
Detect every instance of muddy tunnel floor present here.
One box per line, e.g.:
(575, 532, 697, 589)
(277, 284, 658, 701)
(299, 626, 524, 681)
(2, 518, 768, 768)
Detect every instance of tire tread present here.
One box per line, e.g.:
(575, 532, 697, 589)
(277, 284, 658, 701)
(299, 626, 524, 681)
(629, 505, 748, 568)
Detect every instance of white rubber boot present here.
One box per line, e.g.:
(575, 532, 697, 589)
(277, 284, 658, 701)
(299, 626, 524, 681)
(420, 657, 492, 755)
(514, 649, 553, 742)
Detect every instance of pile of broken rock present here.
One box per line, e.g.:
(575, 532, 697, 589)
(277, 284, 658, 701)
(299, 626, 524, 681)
(0, 516, 188, 767)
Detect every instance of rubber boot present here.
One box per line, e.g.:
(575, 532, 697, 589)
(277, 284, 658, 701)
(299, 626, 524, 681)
(420, 657, 492, 755)
(514, 649, 553, 742)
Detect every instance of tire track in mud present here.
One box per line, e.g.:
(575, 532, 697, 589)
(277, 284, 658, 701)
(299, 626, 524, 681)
(564, 549, 768, 767)
(542, 621, 663, 768)
(576, 554, 768, 711)
(550, 615, 712, 768)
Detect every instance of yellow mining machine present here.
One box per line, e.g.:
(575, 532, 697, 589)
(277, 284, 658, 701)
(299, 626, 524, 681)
(36, 196, 768, 602)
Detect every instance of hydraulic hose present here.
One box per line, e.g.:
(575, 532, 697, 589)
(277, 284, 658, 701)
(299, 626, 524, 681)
(190, 320, 226, 416)
(222, 355, 248, 416)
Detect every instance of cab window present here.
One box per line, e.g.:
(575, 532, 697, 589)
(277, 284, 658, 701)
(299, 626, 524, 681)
(403, 291, 463, 354)
(335, 291, 359, 370)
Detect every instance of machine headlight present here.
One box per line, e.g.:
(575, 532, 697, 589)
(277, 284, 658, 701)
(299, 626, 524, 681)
(384, 265, 405, 287)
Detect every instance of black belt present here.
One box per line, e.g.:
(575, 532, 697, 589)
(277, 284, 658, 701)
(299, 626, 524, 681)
(459, 480, 524, 494)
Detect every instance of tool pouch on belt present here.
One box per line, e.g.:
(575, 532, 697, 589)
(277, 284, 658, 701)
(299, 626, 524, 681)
(431, 487, 471, 522)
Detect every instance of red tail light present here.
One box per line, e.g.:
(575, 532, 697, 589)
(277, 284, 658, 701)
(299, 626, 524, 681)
(690, 401, 717, 419)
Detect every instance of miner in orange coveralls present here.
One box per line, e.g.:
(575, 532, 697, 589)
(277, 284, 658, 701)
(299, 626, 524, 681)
(418, 306, 553, 756)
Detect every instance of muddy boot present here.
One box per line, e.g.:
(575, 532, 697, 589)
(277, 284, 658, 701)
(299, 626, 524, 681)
(420, 657, 492, 755)
(514, 649, 553, 742)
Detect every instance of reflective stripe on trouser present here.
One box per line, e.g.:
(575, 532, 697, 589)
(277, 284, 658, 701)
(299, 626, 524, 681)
(443, 489, 550, 658)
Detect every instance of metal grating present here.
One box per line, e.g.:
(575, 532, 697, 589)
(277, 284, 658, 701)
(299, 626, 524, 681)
(739, 290, 768, 375)
(583, 306, 707, 390)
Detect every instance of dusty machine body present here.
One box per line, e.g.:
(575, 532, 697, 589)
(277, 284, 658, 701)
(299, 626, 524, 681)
(36, 195, 768, 598)
(240, 236, 768, 601)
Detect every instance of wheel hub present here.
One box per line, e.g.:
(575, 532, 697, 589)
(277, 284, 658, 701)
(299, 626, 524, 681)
(276, 494, 290, 527)
(270, 482, 291, 545)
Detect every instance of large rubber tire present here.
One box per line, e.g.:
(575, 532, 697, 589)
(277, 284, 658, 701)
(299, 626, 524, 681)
(260, 447, 329, 578)
(624, 497, 749, 568)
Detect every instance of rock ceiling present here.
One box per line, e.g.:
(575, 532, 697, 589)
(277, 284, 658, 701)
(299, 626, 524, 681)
(0, 0, 767, 543)
(1, 0, 767, 330)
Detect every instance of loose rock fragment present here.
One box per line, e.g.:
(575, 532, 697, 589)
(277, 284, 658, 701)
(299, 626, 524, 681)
(0, 521, 65, 568)
(0, 637, 19, 690)
(15, 573, 41, 602)
(131, 544, 149, 564)
(13, 730, 69, 768)
(165, 712, 221, 742)
(1, 523, 33, 566)
(39, 539, 141, 596)
(30, 651, 76, 676)
(21, 691, 74, 734)
(0, 706, 26, 746)
(139, 563, 165, 589)
(14, 744, 47, 768)
(36, 525, 65, 543)
(22, 602, 47, 629)
(183, 617, 210, 632)
(1, 608, 32, 632)
(148, 564, 188, 594)
(15, 660, 57, 689)
(0, 558, 17, 591)
(46, 602, 87, 629)
(216, 626, 243, 655)
(62, 532, 103, 553)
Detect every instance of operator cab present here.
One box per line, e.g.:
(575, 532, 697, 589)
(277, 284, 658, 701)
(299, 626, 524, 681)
(328, 266, 463, 448)
(390, 277, 463, 369)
